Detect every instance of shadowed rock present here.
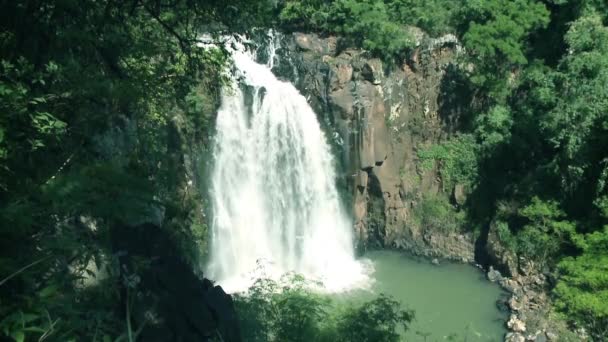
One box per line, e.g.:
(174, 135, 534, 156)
(112, 223, 241, 342)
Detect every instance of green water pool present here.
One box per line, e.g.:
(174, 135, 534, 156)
(349, 251, 508, 341)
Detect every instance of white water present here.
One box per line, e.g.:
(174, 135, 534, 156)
(207, 35, 369, 293)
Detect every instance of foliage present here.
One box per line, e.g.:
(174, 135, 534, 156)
(334, 294, 414, 342)
(412, 194, 465, 233)
(554, 227, 608, 340)
(280, 0, 416, 61)
(495, 220, 517, 251)
(0, 0, 275, 340)
(2, 0, 608, 339)
(417, 134, 478, 191)
(457, 4, 608, 336)
(474, 105, 513, 152)
(455, 0, 550, 101)
(539, 13, 608, 199)
(386, 0, 457, 36)
(296, 0, 608, 338)
(514, 198, 576, 267)
(234, 275, 414, 342)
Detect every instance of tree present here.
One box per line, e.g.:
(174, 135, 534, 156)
(0, 0, 276, 340)
(234, 275, 414, 342)
(280, 0, 415, 61)
(456, 0, 550, 101)
(335, 294, 414, 342)
(515, 197, 576, 267)
(554, 227, 608, 340)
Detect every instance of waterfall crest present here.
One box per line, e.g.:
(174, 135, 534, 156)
(207, 35, 368, 293)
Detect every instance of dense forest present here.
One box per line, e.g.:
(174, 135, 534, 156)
(1, 0, 607, 341)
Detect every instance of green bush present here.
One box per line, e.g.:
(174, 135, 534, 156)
(514, 198, 576, 267)
(412, 194, 465, 233)
(386, 0, 457, 35)
(234, 274, 414, 342)
(554, 227, 608, 340)
(279, 0, 415, 61)
(417, 134, 479, 191)
(495, 220, 517, 251)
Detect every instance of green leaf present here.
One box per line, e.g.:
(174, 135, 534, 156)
(11, 331, 24, 342)
(39, 284, 59, 298)
(20, 313, 38, 324)
(22, 327, 46, 333)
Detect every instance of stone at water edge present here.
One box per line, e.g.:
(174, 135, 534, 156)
(508, 296, 523, 311)
(508, 314, 527, 333)
(505, 332, 525, 342)
(545, 331, 558, 341)
(533, 332, 547, 342)
(487, 266, 503, 282)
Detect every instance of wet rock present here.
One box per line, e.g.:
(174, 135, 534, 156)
(545, 331, 558, 341)
(355, 170, 369, 192)
(487, 266, 503, 283)
(496, 297, 510, 313)
(533, 332, 547, 342)
(509, 297, 523, 311)
(330, 63, 353, 90)
(431, 258, 440, 265)
(452, 183, 467, 206)
(361, 59, 383, 85)
(508, 315, 527, 333)
(506, 332, 526, 342)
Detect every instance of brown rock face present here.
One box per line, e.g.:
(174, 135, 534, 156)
(275, 32, 473, 260)
(486, 220, 519, 276)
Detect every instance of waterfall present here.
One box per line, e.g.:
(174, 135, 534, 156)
(207, 35, 369, 293)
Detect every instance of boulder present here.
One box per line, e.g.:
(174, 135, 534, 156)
(534, 333, 547, 342)
(112, 223, 241, 342)
(508, 297, 523, 311)
(508, 315, 527, 333)
(452, 183, 467, 206)
(505, 332, 526, 342)
(545, 331, 558, 341)
(293, 32, 337, 55)
(487, 266, 503, 283)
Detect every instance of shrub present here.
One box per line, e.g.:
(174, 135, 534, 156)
(234, 274, 414, 342)
(412, 194, 465, 233)
(417, 134, 479, 191)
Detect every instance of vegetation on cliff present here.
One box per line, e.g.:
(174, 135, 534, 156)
(2, 0, 608, 340)
(278, 0, 608, 338)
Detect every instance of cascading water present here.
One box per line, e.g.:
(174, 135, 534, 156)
(207, 35, 369, 293)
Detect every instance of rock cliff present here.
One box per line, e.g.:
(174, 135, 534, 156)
(272, 32, 474, 261)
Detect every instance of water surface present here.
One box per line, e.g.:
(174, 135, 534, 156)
(351, 251, 508, 341)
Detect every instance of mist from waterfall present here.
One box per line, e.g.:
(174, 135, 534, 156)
(207, 35, 369, 293)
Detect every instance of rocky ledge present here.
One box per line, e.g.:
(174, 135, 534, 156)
(488, 265, 585, 341)
(274, 31, 474, 262)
